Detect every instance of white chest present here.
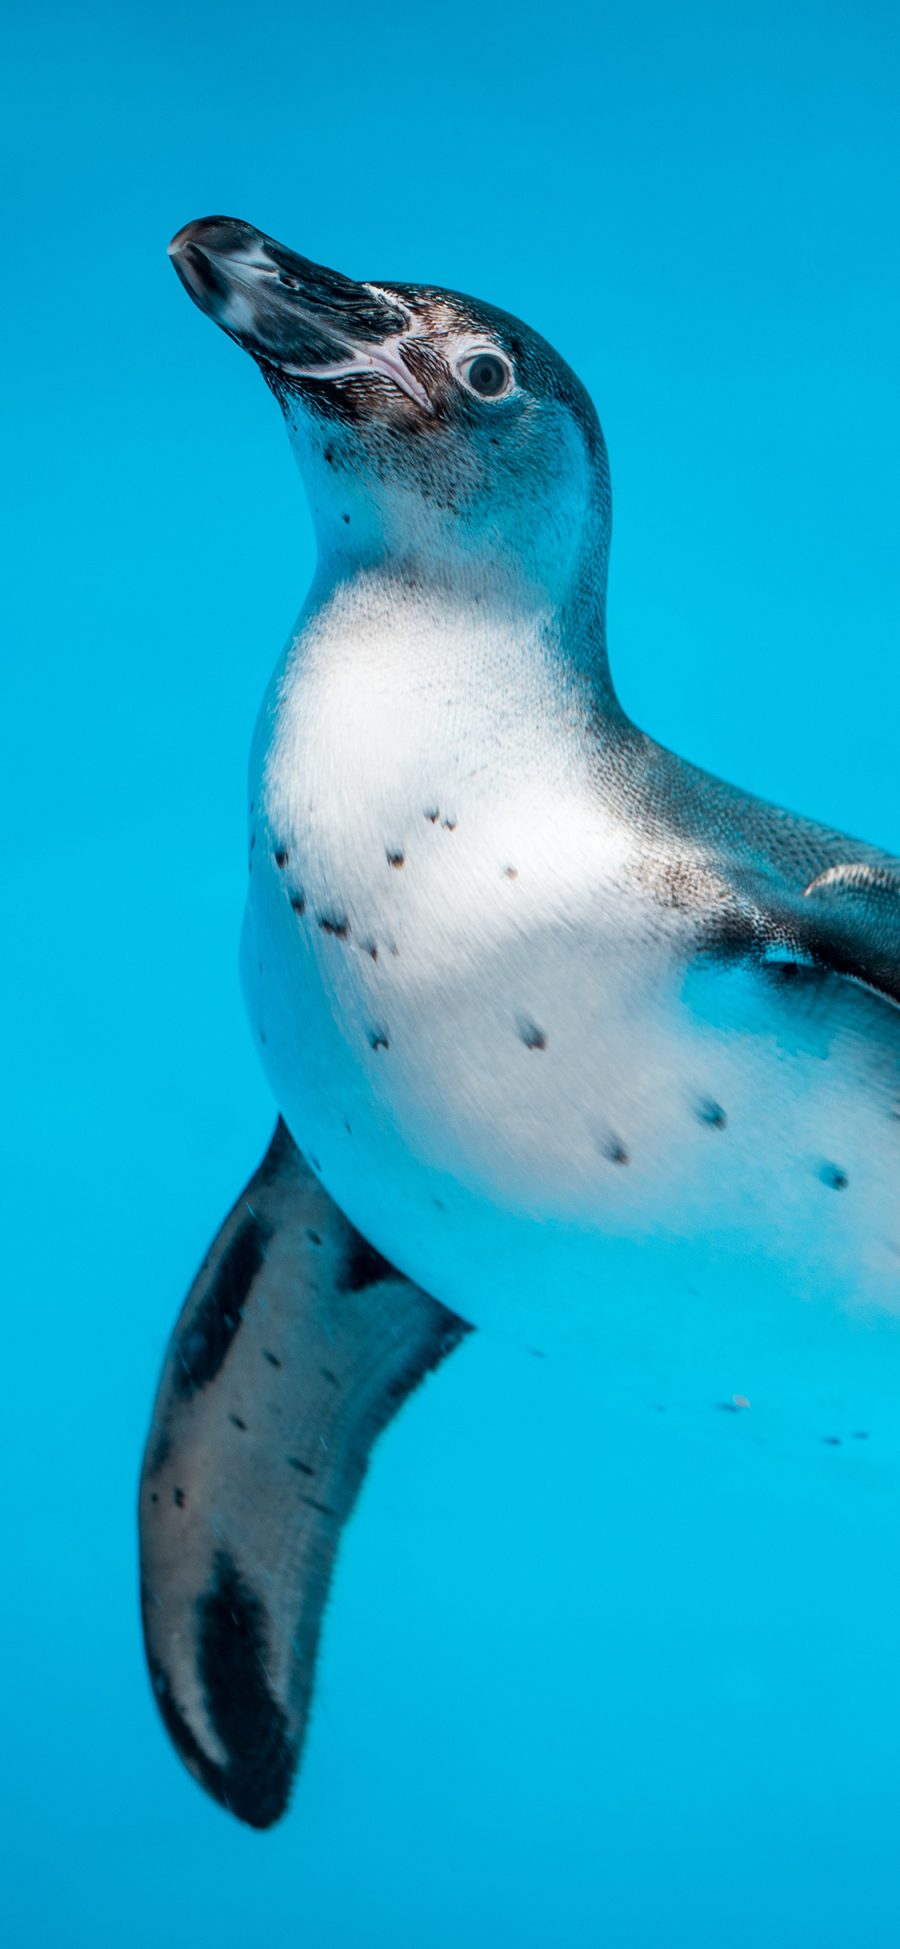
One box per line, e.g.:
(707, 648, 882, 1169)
(239, 587, 900, 1436)
(244, 587, 676, 1194)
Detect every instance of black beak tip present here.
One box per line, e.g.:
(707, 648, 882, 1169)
(168, 215, 261, 261)
(167, 217, 263, 317)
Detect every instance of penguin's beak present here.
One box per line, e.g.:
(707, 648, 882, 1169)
(168, 216, 432, 413)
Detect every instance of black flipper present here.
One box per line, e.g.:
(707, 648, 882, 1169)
(139, 1119, 470, 1829)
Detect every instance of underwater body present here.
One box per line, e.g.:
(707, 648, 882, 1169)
(7, 7, 900, 1943)
(138, 214, 900, 1847)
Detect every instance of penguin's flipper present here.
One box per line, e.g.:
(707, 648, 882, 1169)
(139, 1119, 470, 1829)
(772, 862, 900, 1006)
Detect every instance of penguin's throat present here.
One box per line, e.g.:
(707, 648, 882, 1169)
(299, 469, 617, 709)
(294, 433, 611, 657)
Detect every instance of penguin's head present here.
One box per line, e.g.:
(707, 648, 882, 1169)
(169, 217, 610, 606)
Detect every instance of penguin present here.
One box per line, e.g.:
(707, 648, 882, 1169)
(140, 215, 900, 1829)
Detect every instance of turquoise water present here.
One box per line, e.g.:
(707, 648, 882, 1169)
(3, 1, 900, 1942)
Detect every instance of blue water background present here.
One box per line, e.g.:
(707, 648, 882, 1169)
(3, 2, 899, 1942)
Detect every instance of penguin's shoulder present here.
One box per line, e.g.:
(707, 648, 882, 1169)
(611, 731, 900, 1009)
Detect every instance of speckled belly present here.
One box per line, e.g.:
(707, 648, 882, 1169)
(241, 805, 900, 1463)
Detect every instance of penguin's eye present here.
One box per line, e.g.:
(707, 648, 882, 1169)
(458, 350, 513, 400)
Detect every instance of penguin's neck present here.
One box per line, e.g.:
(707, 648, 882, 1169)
(291, 419, 618, 720)
(304, 470, 617, 709)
